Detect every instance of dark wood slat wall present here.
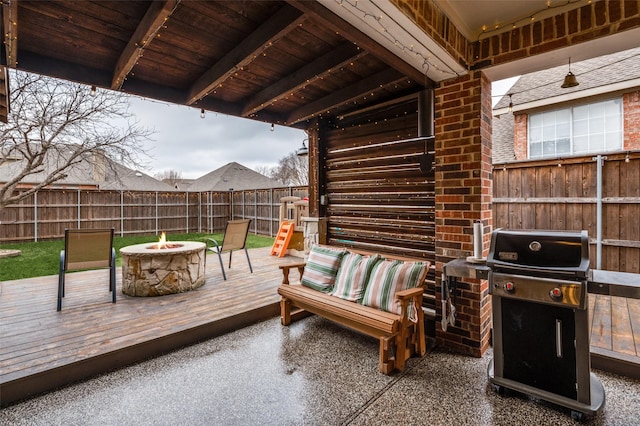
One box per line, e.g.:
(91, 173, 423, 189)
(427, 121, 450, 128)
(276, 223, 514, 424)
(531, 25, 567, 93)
(323, 102, 435, 261)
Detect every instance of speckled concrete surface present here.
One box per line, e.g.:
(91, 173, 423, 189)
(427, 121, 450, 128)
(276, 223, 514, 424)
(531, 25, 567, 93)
(1, 316, 638, 425)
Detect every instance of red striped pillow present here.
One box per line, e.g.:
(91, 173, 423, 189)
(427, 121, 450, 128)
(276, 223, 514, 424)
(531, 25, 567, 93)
(300, 245, 346, 292)
(361, 259, 428, 314)
(330, 253, 380, 302)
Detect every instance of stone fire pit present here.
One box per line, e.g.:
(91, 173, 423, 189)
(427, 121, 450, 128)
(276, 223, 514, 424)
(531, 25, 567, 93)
(120, 241, 206, 296)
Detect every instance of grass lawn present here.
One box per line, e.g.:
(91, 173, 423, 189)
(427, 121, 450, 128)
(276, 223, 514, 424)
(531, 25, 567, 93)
(0, 232, 274, 281)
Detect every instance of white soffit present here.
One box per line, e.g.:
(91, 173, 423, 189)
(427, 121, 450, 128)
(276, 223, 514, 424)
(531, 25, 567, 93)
(321, 0, 467, 82)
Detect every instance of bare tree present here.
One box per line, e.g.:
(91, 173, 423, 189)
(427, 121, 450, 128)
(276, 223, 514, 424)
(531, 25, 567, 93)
(0, 70, 152, 212)
(154, 169, 183, 187)
(271, 151, 309, 186)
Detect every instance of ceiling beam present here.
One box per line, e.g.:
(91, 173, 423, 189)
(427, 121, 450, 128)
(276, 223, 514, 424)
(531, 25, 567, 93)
(286, 0, 424, 83)
(1, 0, 18, 67)
(111, 0, 181, 90)
(0, 65, 8, 123)
(286, 67, 407, 125)
(241, 42, 366, 117)
(186, 4, 304, 105)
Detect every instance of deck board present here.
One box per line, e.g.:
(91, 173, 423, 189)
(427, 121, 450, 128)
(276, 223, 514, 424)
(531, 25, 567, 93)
(1, 249, 639, 407)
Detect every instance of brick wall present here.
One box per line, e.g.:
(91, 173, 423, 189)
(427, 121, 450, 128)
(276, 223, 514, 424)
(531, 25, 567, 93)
(471, 1, 640, 69)
(513, 113, 528, 160)
(434, 71, 492, 357)
(624, 90, 640, 150)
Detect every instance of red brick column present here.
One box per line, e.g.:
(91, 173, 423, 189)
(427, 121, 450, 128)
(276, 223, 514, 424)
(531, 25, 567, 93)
(624, 90, 640, 151)
(434, 71, 493, 357)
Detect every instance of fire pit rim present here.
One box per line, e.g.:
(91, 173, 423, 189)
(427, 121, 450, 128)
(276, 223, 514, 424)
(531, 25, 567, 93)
(119, 241, 206, 255)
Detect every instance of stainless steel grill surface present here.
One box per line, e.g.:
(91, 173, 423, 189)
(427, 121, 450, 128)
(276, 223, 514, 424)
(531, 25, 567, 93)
(487, 229, 605, 421)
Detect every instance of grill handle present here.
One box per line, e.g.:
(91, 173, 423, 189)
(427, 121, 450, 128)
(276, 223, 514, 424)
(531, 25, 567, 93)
(556, 319, 563, 358)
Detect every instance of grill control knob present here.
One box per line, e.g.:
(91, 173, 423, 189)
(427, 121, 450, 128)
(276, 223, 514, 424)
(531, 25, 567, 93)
(504, 282, 515, 293)
(550, 287, 563, 300)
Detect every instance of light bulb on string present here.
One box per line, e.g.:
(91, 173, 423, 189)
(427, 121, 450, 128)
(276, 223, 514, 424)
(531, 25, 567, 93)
(200, 108, 205, 119)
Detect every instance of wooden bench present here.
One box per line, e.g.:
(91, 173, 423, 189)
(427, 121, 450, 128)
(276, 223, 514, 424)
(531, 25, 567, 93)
(277, 249, 430, 374)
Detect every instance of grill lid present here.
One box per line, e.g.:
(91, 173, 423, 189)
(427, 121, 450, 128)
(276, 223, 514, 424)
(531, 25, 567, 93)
(487, 229, 590, 279)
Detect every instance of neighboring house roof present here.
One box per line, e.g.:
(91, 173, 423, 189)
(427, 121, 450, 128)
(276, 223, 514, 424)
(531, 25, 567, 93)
(186, 162, 281, 192)
(170, 179, 195, 190)
(0, 144, 176, 191)
(494, 47, 640, 111)
(492, 113, 515, 164)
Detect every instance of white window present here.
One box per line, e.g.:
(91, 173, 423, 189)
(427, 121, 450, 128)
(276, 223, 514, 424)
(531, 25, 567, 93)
(528, 99, 622, 159)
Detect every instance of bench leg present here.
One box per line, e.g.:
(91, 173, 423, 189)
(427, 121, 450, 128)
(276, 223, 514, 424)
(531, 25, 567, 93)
(379, 336, 395, 375)
(280, 299, 292, 326)
(395, 328, 408, 372)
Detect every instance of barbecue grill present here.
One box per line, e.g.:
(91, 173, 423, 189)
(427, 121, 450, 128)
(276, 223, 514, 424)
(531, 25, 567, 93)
(486, 229, 605, 421)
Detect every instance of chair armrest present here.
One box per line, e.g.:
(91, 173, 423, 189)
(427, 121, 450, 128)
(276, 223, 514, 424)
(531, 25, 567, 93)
(205, 238, 221, 251)
(396, 286, 425, 323)
(279, 262, 306, 285)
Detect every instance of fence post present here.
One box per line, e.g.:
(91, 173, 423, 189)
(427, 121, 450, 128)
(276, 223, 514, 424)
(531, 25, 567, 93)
(155, 192, 159, 235)
(270, 187, 273, 237)
(77, 189, 81, 229)
(185, 191, 189, 233)
(120, 191, 124, 237)
(34, 191, 38, 242)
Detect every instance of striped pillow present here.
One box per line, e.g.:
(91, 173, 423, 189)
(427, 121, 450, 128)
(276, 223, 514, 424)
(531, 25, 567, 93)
(361, 259, 428, 314)
(301, 245, 346, 293)
(330, 253, 380, 302)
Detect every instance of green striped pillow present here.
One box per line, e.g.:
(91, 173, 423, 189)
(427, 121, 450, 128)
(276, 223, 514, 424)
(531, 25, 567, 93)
(301, 245, 346, 293)
(330, 253, 380, 302)
(361, 259, 428, 314)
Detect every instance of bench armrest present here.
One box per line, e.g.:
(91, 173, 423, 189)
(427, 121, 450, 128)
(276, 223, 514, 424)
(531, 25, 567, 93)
(395, 286, 425, 301)
(279, 262, 306, 284)
(395, 286, 425, 323)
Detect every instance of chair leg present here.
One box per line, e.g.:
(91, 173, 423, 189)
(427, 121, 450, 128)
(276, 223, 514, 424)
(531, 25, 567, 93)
(58, 251, 65, 311)
(217, 250, 227, 280)
(228, 250, 233, 269)
(110, 248, 116, 303)
(244, 248, 253, 273)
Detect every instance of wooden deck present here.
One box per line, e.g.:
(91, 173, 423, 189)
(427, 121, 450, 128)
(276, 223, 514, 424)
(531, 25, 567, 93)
(0, 247, 299, 407)
(1, 248, 639, 407)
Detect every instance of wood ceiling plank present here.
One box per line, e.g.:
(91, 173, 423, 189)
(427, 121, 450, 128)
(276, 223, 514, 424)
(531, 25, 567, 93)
(286, 0, 424, 83)
(185, 4, 304, 105)
(111, 0, 180, 89)
(241, 42, 366, 117)
(286, 68, 408, 125)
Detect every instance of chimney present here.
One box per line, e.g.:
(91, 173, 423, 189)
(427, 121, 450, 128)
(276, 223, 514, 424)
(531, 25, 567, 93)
(92, 150, 106, 182)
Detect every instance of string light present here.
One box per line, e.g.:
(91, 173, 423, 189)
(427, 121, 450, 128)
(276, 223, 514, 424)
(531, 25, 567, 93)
(90, 85, 96, 96)
(478, 0, 585, 39)
(625, 152, 630, 163)
(337, 0, 459, 77)
(270, 123, 275, 132)
(508, 94, 513, 112)
(200, 108, 205, 119)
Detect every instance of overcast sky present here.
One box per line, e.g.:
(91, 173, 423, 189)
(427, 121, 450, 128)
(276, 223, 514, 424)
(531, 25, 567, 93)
(126, 96, 306, 180)
(125, 77, 516, 180)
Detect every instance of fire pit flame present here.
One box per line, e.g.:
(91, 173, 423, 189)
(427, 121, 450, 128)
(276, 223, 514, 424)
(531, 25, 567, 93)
(147, 232, 183, 250)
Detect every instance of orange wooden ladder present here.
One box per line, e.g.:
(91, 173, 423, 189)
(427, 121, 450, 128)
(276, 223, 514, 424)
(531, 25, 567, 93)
(270, 221, 295, 257)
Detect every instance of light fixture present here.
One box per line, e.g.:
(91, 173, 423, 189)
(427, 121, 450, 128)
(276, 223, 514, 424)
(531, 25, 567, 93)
(90, 85, 96, 96)
(508, 94, 513, 112)
(270, 123, 275, 132)
(297, 138, 309, 156)
(561, 58, 579, 88)
(200, 108, 205, 119)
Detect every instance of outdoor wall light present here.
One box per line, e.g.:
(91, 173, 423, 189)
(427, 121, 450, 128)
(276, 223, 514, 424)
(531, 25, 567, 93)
(297, 138, 309, 156)
(561, 58, 579, 88)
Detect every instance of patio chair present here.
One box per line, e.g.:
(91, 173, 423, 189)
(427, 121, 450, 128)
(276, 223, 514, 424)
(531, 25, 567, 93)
(58, 228, 116, 311)
(206, 219, 253, 280)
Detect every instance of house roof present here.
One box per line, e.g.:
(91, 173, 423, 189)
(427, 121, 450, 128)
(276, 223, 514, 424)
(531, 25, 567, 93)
(491, 113, 515, 165)
(186, 162, 282, 192)
(0, 145, 176, 191)
(494, 47, 640, 111)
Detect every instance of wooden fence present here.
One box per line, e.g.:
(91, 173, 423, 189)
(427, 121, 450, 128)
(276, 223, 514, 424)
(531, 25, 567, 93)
(493, 152, 640, 274)
(0, 186, 308, 243)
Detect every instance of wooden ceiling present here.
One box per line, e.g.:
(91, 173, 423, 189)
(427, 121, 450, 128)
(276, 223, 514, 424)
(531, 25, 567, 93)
(0, 0, 430, 129)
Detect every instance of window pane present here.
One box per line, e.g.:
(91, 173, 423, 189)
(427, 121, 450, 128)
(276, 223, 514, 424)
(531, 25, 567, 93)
(605, 131, 622, 150)
(574, 136, 588, 153)
(557, 138, 570, 155)
(543, 140, 556, 156)
(574, 119, 588, 136)
(557, 122, 570, 138)
(530, 114, 542, 128)
(573, 105, 588, 120)
(590, 117, 605, 133)
(543, 125, 556, 140)
(591, 133, 605, 151)
(530, 142, 542, 158)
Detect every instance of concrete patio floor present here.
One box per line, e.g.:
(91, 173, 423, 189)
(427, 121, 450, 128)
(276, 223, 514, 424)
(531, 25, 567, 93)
(1, 315, 639, 426)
